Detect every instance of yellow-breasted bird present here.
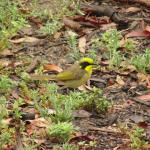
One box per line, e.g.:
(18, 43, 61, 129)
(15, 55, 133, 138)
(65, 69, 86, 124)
(31, 57, 95, 88)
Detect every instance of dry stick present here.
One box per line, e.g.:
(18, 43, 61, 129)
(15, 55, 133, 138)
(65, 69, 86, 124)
(88, 126, 122, 134)
(129, 97, 150, 107)
(80, 3, 128, 26)
(127, 17, 150, 23)
(114, 0, 150, 7)
(26, 56, 41, 73)
(15, 127, 24, 150)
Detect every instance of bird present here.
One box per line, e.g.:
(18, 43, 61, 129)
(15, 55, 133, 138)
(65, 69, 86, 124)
(31, 57, 96, 88)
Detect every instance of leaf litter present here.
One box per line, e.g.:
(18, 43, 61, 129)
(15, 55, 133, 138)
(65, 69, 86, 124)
(1, 0, 150, 149)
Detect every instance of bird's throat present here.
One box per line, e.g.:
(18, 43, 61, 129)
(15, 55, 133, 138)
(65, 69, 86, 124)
(85, 65, 92, 75)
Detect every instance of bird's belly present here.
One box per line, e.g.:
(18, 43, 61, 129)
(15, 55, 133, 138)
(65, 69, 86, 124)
(64, 73, 90, 88)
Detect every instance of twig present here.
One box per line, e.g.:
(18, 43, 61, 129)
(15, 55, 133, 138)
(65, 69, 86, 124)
(129, 97, 150, 106)
(88, 126, 122, 134)
(26, 56, 41, 73)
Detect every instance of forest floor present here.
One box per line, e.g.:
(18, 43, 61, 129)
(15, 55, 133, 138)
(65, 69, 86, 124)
(0, 0, 150, 150)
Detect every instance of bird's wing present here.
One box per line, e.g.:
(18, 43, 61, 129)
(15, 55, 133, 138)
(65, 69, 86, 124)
(56, 65, 86, 81)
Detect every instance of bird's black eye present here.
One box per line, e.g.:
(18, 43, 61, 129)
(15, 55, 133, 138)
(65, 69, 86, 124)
(80, 62, 91, 69)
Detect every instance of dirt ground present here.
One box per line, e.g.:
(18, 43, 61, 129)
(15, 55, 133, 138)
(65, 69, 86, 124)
(1, 0, 150, 149)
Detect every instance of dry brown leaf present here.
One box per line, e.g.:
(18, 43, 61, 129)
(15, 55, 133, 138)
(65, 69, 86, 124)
(137, 94, 150, 101)
(78, 36, 86, 53)
(54, 32, 62, 39)
(125, 7, 141, 13)
(63, 17, 81, 31)
(137, 73, 150, 84)
(101, 23, 117, 31)
(10, 36, 40, 44)
(32, 118, 50, 128)
(0, 60, 11, 67)
(116, 75, 125, 86)
(130, 115, 144, 123)
(43, 64, 63, 72)
(0, 49, 13, 57)
(126, 28, 150, 38)
(73, 110, 92, 118)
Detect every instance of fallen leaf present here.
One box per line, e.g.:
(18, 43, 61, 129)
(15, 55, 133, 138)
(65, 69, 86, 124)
(43, 64, 63, 72)
(34, 139, 46, 145)
(126, 29, 150, 38)
(116, 75, 125, 86)
(0, 49, 13, 57)
(72, 109, 92, 118)
(69, 135, 94, 143)
(63, 17, 81, 31)
(137, 73, 150, 87)
(47, 109, 56, 115)
(11, 90, 19, 99)
(130, 115, 144, 123)
(138, 121, 148, 129)
(142, 144, 150, 150)
(0, 60, 11, 68)
(101, 23, 117, 31)
(54, 32, 62, 39)
(144, 26, 150, 33)
(78, 36, 86, 53)
(10, 36, 40, 44)
(31, 118, 50, 128)
(125, 7, 141, 13)
(137, 94, 150, 101)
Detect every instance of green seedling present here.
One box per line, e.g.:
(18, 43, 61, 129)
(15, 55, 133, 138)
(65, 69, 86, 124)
(13, 98, 24, 119)
(132, 48, 150, 73)
(31, 0, 78, 35)
(47, 122, 75, 143)
(0, 0, 27, 50)
(40, 19, 62, 35)
(102, 29, 122, 69)
(0, 128, 15, 149)
(54, 143, 78, 150)
(124, 39, 136, 51)
(129, 127, 146, 149)
(0, 75, 14, 93)
(0, 96, 8, 125)
(67, 31, 81, 60)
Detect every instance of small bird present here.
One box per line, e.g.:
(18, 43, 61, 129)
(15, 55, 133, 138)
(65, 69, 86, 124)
(31, 57, 95, 88)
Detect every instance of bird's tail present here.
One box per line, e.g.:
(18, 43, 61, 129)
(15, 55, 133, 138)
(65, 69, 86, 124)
(30, 74, 57, 81)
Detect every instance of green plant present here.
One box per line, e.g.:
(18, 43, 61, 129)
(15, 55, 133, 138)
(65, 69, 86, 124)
(39, 19, 62, 35)
(87, 37, 102, 60)
(54, 143, 78, 150)
(13, 98, 24, 119)
(30, 0, 78, 35)
(132, 48, 150, 73)
(92, 88, 110, 112)
(0, 96, 15, 149)
(0, 75, 14, 93)
(124, 39, 136, 51)
(129, 127, 146, 149)
(102, 29, 122, 69)
(0, 128, 15, 149)
(20, 72, 31, 82)
(0, 96, 8, 125)
(67, 31, 81, 60)
(0, 0, 27, 50)
(47, 122, 75, 143)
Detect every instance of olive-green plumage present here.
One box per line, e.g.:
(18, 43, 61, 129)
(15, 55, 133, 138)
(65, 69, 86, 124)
(31, 57, 95, 88)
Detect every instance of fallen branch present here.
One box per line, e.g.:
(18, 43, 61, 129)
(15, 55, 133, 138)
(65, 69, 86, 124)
(114, 0, 150, 7)
(129, 97, 150, 106)
(80, 3, 128, 27)
(88, 126, 123, 134)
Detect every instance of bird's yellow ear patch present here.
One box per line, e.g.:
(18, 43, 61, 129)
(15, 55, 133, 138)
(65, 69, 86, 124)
(79, 57, 94, 64)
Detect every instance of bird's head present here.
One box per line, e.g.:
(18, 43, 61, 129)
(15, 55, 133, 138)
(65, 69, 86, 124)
(79, 57, 95, 74)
